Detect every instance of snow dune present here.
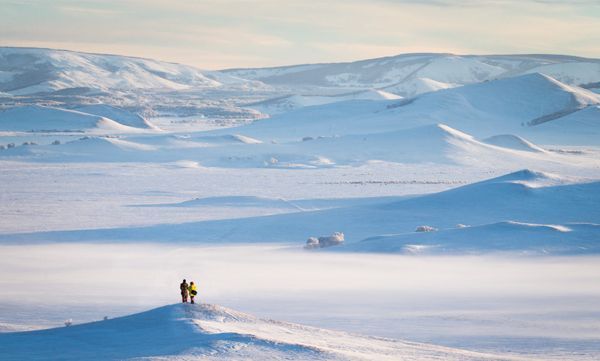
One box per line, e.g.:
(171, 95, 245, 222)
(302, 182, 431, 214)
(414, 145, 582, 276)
(0, 105, 149, 133)
(0, 105, 157, 133)
(73, 104, 158, 130)
(0, 303, 521, 361)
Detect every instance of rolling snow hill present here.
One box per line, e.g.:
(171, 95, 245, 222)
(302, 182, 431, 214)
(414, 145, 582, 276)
(1, 122, 591, 169)
(223, 73, 600, 144)
(224, 53, 600, 97)
(0, 303, 521, 361)
(0, 47, 260, 95)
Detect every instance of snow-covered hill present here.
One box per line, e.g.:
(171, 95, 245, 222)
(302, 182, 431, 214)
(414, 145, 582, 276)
(224, 53, 600, 97)
(0, 303, 521, 361)
(0, 47, 261, 95)
(224, 73, 600, 144)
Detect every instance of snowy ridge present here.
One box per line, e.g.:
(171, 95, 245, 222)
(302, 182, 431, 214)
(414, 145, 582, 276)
(482, 135, 546, 153)
(0, 303, 523, 361)
(224, 53, 600, 97)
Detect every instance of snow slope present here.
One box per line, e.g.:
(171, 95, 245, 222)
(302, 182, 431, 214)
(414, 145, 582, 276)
(224, 53, 600, 97)
(346, 222, 600, 255)
(2, 170, 598, 255)
(382, 76, 457, 96)
(530, 105, 600, 144)
(158, 196, 304, 210)
(0, 105, 150, 133)
(0, 47, 259, 95)
(0, 303, 521, 361)
(262, 124, 566, 167)
(386, 73, 600, 138)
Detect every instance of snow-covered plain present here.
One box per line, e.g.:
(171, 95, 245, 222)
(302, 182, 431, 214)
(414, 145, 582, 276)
(1, 48, 600, 360)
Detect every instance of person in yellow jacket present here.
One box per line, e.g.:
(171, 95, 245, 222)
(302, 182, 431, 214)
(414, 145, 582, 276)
(188, 281, 198, 304)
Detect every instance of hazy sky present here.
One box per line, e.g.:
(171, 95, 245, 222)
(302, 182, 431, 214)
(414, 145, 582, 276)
(2, 0, 600, 69)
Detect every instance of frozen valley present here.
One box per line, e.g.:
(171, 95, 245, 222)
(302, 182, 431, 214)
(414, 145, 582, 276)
(0, 47, 600, 360)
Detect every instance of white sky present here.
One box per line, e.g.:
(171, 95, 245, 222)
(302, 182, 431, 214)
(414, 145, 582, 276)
(1, 0, 600, 69)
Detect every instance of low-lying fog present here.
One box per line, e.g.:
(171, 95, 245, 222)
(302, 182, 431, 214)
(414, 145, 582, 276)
(1, 243, 599, 358)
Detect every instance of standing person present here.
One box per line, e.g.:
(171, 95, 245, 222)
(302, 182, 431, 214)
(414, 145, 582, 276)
(188, 281, 197, 304)
(180, 279, 189, 303)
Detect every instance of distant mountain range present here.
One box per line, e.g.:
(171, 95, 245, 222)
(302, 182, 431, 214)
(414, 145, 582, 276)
(1, 47, 599, 98)
(223, 52, 600, 96)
